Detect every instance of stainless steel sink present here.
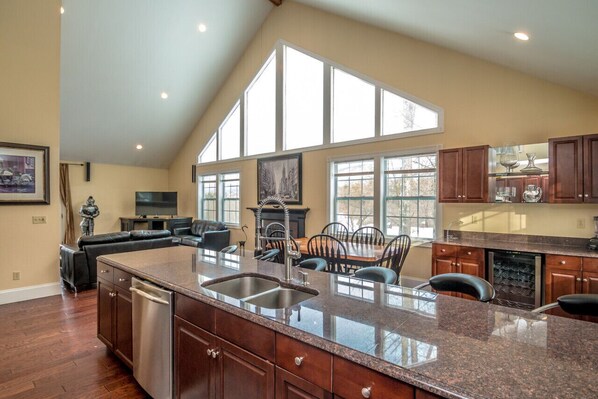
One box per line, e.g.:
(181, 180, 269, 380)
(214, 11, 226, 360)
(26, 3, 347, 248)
(245, 288, 317, 309)
(203, 276, 279, 299)
(202, 274, 318, 309)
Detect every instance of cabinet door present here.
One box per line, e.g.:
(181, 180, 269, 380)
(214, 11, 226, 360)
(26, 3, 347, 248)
(582, 271, 598, 295)
(549, 136, 583, 203)
(275, 367, 332, 399)
(114, 286, 133, 369)
(416, 388, 443, 399)
(175, 316, 215, 399)
(545, 267, 581, 318)
(583, 134, 598, 203)
(97, 279, 114, 350)
(462, 146, 489, 202)
(216, 337, 275, 399)
(432, 257, 456, 276)
(438, 148, 462, 203)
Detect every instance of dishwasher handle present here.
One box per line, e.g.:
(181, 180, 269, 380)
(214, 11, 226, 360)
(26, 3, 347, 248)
(130, 286, 170, 305)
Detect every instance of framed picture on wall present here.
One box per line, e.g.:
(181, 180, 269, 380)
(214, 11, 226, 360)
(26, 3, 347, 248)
(257, 153, 302, 205)
(0, 142, 50, 205)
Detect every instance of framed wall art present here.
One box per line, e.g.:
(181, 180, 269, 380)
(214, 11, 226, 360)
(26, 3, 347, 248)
(257, 153, 302, 204)
(0, 142, 50, 205)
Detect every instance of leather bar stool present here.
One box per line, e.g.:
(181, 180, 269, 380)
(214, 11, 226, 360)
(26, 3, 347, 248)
(255, 248, 280, 262)
(298, 258, 327, 272)
(414, 273, 496, 303)
(532, 293, 598, 316)
(354, 266, 398, 284)
(220, 245, 238, 254)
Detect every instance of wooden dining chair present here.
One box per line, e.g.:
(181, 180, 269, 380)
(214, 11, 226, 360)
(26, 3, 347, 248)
(351, 226, 385, 246)
(264, 222, 286, 237)
(266, 230, 300, 265)
(321, 222, 349, 242)
(378, 234, 411, 278)
(307, 234, 348, 273)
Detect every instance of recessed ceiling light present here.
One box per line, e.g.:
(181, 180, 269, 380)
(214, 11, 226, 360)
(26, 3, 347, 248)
(160, 92, 168, 99)
(60, 6, 64, 14)
(136, 144, 143, 150)
(514, 32, 529, 41)
(198, 23, 207, 33)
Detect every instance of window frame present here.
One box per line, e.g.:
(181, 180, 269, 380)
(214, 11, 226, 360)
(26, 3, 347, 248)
(327, 147, 441, 242)
(197, 171, 241, 227)
(196, 40, 443, 166)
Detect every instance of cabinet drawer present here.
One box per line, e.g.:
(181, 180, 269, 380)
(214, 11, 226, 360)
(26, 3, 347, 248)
(276, 334, 332, 391)
(583, 257, 598, 272)
(114, 268, 133, 290)
(333, 356, 413, 399)
(215, 308, 275, 362)
(458, 246, 484, 261)
(433, 244, 457, 257)
(175, 293, 215, 333)
(546, 255, 582, 271)
(97, 263, 114, 282)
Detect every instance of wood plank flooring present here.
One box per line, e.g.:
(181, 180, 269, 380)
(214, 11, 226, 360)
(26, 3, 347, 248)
(0, 289, 148, 398)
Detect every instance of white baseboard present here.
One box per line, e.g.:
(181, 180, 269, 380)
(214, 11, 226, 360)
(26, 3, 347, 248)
(0, 282, 63, 305)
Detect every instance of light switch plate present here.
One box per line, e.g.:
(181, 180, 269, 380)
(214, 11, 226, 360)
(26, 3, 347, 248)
(32, 216, 46, 224)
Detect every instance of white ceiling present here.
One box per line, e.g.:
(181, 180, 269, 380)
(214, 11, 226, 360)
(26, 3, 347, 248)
(60, 0, 598, 169)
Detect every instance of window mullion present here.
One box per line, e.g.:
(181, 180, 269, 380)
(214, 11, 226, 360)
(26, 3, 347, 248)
(375, 87, 381, 137)
(275, 44, 284, 153)
(374, 156, 381, 231)
(240, 96, 245, 157)
(323, 63, 331, 145)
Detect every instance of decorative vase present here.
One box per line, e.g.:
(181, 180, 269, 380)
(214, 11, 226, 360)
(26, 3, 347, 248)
(523, 184, 542, 203)
(520, 153, 542, 174)
(498, 147, 519, 173)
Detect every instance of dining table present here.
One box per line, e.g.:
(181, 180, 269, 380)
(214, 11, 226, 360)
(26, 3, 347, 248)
(294, 236, 386, 270)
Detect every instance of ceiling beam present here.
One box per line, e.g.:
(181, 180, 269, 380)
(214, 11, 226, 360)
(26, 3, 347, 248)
(269, 0, 283, 6)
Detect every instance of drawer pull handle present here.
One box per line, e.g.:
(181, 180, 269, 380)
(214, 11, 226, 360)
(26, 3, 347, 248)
(576, 278, 582, 282)
(211, 350, 220, 359)
(559, 261, 566, 265)
(585, 194, 589, 198)
(583, 278, 588, 282)
(294, 356, 304, 366)
(100, 269, 110, 273)
(467, 251, 472, 255)
(361, 386, 372, 398)
(441, 249, 446, 253)
(207, 349, 213, 357)
(118, 278, 128, 282)
(578, 194, 583, 198)
(108, 291, 116, 298)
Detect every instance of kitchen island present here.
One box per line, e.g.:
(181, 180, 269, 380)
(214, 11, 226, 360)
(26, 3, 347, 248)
(98, 245, 598, 399)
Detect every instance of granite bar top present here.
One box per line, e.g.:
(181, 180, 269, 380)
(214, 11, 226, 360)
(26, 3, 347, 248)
(99, 246, 598, 399)
(436, 231, 598, 258)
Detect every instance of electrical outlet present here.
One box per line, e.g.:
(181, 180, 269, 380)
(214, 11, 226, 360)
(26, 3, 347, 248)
(577, 218, 586, 229)
(12, 271, 20, 281)
(32, 216, 46, 224)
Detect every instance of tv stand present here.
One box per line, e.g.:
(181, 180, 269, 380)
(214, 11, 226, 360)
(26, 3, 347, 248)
(120, 216, 192, 234)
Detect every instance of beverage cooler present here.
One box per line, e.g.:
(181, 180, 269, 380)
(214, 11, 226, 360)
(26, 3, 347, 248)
(488, 250, 542, 310)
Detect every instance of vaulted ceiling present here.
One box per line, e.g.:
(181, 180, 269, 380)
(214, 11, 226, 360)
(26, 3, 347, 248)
(60, 0, 598, 169)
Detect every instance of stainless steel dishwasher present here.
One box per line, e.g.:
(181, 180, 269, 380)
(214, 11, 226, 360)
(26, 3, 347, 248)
(130, 277, 173, 399)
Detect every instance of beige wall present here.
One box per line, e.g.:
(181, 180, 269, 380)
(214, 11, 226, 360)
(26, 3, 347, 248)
(0, 0, 61, 291)
(169, 2, 598, 279)
(66, 163, 169, 236)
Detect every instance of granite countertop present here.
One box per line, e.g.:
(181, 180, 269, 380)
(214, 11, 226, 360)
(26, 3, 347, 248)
(434, 232, 598, 258)
(99, 246, 598, 399)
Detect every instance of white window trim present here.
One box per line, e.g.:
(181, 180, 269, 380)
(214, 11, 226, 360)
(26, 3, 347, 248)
(196, 39, 444, 166)
(326, 145, 442, 242)
(197, 170, 242, 227)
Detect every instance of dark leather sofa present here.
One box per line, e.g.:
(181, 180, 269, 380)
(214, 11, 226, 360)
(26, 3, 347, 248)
(173, 219, 230, 251)
(60, 230, 175, 292)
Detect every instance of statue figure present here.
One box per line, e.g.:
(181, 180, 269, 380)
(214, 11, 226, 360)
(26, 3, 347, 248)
(79, 196, 100, 236)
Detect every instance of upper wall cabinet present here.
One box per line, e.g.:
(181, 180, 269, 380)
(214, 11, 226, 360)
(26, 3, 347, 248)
(549, 134, 598, 203)
(438, 146, 489, 203)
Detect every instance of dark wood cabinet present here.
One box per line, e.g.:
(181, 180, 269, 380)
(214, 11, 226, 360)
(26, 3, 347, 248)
(174, 295, 275, 399)
(439, 145, 489, 203)
(96, 262, 133, 368)
(549, 134, 598, 203)
(416, 388, 444, 399)
(276, 367, 332, 399)
(432, 244, 485, 300)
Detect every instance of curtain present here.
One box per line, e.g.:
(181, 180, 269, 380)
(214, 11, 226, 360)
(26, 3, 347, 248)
(60, 164, 76, 244)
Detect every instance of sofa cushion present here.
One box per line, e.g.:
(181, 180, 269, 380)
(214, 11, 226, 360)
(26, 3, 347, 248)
(78, 231, 131, 249)
(130, 229, 171, 240)
(190, 220, 227, 236)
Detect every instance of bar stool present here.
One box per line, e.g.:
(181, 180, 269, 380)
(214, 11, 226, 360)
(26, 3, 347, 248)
(414, 273, 495, 303)
(220, 245, 238, 254)
(354, 267, 397, 284)
(532, 294, 598, 316)
(298, 258, 327, 272)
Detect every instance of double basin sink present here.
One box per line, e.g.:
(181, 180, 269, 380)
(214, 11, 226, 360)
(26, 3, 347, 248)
(202, 274, 318, 309)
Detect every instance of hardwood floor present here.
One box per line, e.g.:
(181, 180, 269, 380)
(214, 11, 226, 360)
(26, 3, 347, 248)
(0, 289, 148, 398)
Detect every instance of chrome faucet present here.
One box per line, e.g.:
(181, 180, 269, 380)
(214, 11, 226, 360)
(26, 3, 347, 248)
(255, 196, 301, 282)
(445, 220, 463, 241)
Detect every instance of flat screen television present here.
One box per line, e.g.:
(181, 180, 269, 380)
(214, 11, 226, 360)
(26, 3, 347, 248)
(135, 192, 177, 217)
